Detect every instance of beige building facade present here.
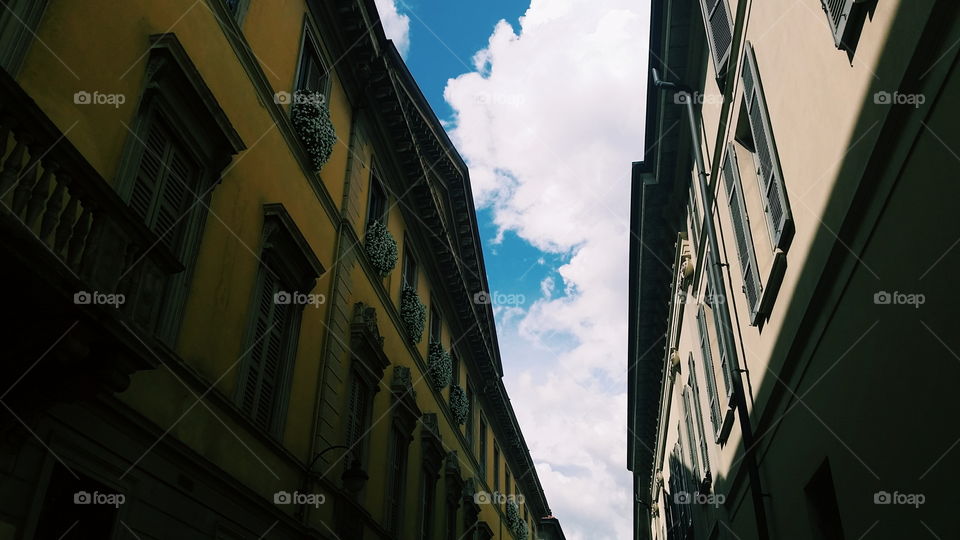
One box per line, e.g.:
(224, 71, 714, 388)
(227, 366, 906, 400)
(628, 0, 960, 538)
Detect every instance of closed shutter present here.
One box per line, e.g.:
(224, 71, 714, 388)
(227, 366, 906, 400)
(386, 428, 407, 532)
(128, 121, 166, 221)
(698, 0, 733, 81)
(821, 0, 856, 49)
(722, 145, 763, 322)
(742, 43, 792, 250)
(705, 259, 735, 404)
(681, 387, 701, 484)
(346, 376, 370, 455)
(240, 273, 290, 432)
(696, 305, 722, 438)
(688, 353, 711, 480)
(129, 117, 198, 252)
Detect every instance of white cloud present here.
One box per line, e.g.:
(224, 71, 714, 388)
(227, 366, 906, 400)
(374, 0, 411, 57)
(444, 0, 650, 538)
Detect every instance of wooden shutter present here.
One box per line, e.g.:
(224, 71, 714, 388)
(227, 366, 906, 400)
(346, 376, 370, 452)
(688, 353, 711, 479)
(240, 273, 290, 432)
(722, 145, 763, 322)
(681, 387, 701, 483)
(129, 118, 197, 252)
(705, 258, 735, 404)
(696, 305, 721, 438)
(698, 0, 733, 81)
(386, 427, 407, 532)
(129, 121, 167, 221)
(742, 43, 792, 250)
(821, 0, 856, 49)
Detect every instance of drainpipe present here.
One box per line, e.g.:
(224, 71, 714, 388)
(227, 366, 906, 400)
(651, 68, 771, 540)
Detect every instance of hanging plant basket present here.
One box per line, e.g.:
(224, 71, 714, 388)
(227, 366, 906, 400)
(364, 221, 398, 276)
(507, 500, 527, 539)
(449, 384, 469, 424)
(427, 342, 452, 390)
(291, 90, 336, 171)
(400, 284, 425, 343)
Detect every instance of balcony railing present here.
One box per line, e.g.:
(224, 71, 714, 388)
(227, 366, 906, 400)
(0, 70, 183, 335)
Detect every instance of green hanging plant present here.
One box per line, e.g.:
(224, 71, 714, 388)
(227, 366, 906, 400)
(291, 90, 336, 170)
(364, 221, 398, 276)
(400, 284, 425, 343)
(427, 342, 452, 390)
(449, 384, 469, 424)
(507, 500, 527, 539)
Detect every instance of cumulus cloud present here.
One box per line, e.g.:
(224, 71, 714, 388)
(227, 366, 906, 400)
(444, 0, 650, 538)
(374, 0, 411, 57)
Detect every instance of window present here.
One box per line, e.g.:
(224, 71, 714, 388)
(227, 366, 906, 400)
(687, 353, 712, 486)
(680, 385, 702, 486)
(402, 244, 418, 290)
(703, 249, 739, 441)
(296, 28, 328, 95)
(238, 255, 300, 433)
(666, 443, 694, 539)
(430, 303, 442, 345)
(805, 459, 846, 540)
(419, 469, 437, 540)
(505, 469, 512, 502)
(494, 446, 500, 493)
(696, 0, 734, 85)
(479, 415, 488, 477)
(722, 143, 763, 324)
(128, 115, 199, 251)
(237, 206, 322, 435)
(385, 426, 409, 534)
(118, 34, 245, 344)
(345, 375, 372, 461)
(739, 43, 793, 251)
(366, 170, 388, 230)
(696, 305, 722, 438)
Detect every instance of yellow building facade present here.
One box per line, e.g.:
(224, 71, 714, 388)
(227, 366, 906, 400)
(0, 1, 564, 539)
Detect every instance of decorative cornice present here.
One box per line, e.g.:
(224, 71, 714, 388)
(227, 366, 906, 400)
(349, 302, 390, 387)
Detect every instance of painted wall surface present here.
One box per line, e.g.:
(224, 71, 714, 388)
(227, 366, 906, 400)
(0, 0, 547, 538)
(646, 0, 960, 538)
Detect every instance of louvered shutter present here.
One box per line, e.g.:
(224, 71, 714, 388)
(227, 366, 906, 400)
(742, 43, 792, 250)
(241, 274, 289, 432)
(698, 0, 734, 81)
(821, 0, 856, 49)
(129, 121, 167, 221)
(155, 147, 191, 250)
(696, 305, 722, 438)
(688, 353, 711, 478)
(705, 258, 735, 404)
(722, 145, 763, 322)
(681, 387, 701, 483)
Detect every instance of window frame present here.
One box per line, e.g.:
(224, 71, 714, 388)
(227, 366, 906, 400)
(234, 204, 323, 437)
(366, 167, 389, 231)
(293, 18, 331, 98)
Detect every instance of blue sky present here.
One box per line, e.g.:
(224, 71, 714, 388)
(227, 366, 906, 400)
(375, 0, 651, 537)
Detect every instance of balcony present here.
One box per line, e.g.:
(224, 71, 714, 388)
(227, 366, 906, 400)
(0, 69, 180, 429)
